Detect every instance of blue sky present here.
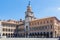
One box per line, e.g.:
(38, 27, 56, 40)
(0, 0, 60, 20)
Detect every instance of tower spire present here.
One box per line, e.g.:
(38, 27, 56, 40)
(25, 1, 36, 22)
(28, 1, 31, 6)
(27, 1, 32, 12)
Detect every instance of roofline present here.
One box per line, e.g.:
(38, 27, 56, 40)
(29, 16, 60, 22)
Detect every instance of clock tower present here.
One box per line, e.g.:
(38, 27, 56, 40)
(24, 1, 36, 38)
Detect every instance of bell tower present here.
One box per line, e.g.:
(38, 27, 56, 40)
(24, 1, 36, 38)
(25, 1, 35, 22)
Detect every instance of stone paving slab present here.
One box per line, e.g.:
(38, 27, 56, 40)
(0, 38, 59, 40)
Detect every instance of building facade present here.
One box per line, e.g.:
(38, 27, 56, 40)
(0, 1, 60, 38)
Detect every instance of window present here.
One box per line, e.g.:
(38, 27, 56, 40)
(32, 23, 33, 25)
(44, 26, 48, 29)
(51, 25, 52, 29)
(50, 20, 53, 23)
(35, 22, 36, 25)
(47, 21, 49, 23)
(8, 29, 10, 31)
(26, 26, 28, 30)
(11, 33, 13, 37)
(10, 29, 12, 31)
(30, 23, 32, 25)
(18, 29, 24, 31)
(3, 33, 5, 36)
(40, 21, 42, 24)
(44, 21, 45, 24)
(38, 22, 39, 25)
(55, 31, 56, 37)
(3, 24, 5, 27)
(39, 27, 41, 30)
(3, 28, 5, 31)
(8, 33, 10, 36)
(42, 26, 45, 29)
(6, 33, 7, 36)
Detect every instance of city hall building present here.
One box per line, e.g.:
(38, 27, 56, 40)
(0, 1, 60, 38)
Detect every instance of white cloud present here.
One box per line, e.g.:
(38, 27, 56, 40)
(57, 8, 60, 10)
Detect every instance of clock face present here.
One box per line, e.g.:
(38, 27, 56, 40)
(29, 13, 33, 16)
(26, 12, 33, 17)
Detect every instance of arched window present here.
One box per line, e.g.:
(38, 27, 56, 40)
(3, 33, 5, 36)
(26, 26, 28, 30)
